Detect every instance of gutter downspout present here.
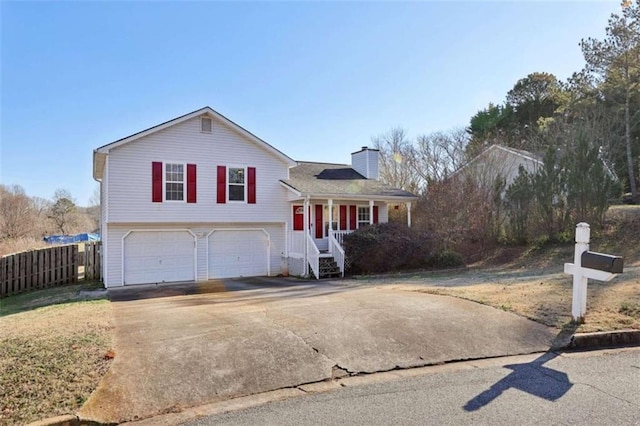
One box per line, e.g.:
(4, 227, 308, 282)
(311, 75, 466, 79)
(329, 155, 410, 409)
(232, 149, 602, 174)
(92, 150, 105, 286)
(303, 195, 310, 276)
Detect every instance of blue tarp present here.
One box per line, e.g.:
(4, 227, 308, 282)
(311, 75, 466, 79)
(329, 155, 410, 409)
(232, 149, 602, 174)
(44, 233, 100, 244)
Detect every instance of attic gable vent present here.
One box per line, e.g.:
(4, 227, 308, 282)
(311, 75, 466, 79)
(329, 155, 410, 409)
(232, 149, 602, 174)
(201, 116, 213, 133)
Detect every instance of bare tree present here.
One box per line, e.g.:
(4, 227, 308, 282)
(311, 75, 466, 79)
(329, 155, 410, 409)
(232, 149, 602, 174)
(89, 184, 100, 207)
(86, 184, 101, 232)
(31, 196, 52, 217)
(413, 128, 469, 184)
(372, 127, 422, 194)
(0, 185, 37, 240)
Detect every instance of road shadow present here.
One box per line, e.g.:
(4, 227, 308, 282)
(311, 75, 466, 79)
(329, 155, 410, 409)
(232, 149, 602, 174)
(464, 326, 578, 412)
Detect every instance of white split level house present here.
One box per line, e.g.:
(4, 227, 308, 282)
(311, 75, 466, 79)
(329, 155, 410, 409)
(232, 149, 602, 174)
(93, 107, 417, 288)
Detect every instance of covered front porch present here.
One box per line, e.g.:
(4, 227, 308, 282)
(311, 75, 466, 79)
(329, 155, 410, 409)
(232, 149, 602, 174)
(287, 198, 413, 279)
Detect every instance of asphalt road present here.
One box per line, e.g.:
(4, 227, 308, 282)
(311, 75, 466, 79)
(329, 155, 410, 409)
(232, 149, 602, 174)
(183, 348, 640, 426)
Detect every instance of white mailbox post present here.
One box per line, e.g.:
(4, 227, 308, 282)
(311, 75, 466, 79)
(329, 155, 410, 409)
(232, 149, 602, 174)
(564, 222, 623, 323)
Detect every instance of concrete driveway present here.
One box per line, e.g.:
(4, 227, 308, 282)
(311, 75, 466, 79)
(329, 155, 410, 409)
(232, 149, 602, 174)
(79, 278, 557, 423)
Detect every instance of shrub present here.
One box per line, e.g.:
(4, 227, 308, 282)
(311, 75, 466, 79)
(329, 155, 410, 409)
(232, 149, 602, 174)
(343, 222, 432, 274)
(426, 249, 465, 268)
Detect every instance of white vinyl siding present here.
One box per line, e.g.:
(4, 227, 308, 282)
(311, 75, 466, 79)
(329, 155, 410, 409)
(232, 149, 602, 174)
(351, 153, 368, 178)
(105, 117, 291, 224)
(351, 149, 379, 180)
(461, 146, 541, 189)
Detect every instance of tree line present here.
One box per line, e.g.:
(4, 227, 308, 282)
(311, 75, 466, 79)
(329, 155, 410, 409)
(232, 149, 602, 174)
(0, 185, 99, 255)
(375, 1, 639, 257)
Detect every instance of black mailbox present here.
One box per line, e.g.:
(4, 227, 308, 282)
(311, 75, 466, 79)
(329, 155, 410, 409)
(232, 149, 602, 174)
(581, 251, 623, 274)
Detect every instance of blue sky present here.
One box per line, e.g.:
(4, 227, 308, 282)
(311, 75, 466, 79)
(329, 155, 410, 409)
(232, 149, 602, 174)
(1, 1, 621, 206)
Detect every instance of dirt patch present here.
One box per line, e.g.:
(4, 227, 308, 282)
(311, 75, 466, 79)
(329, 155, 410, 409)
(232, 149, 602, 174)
(0, 300, 114, 425)
(411, 269, 640, 333)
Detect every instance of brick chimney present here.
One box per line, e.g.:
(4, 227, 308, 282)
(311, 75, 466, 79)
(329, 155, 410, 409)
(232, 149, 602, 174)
(351, 146, 380, 180)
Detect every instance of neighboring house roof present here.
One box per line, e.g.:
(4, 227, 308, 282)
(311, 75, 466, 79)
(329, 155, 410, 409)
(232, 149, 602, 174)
(452, 144, 543, 177)
(281, 161, 417, 201)
(93, 106, 296, 180)
(454, 144, 619, 182)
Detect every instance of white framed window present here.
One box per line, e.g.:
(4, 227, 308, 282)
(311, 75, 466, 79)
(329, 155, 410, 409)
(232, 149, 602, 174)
(228, 167, 246, 202)
(357, 206, 370, 228)
(165, 163, 185, 201)
(201, 117, 212, 133)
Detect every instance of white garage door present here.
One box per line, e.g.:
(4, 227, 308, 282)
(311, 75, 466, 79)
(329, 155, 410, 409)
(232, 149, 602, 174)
(208, 230, 269, 279)
(124, 231, 195, 285)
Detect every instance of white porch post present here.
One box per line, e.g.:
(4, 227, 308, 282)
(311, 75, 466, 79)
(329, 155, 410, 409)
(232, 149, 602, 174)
(369, 200, 374, 225)
(328, 199, 333, 236)
(303, 197, 309, 276)
(407, 202, 412, 228)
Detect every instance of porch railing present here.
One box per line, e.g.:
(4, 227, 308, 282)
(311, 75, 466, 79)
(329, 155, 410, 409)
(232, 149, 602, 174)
(306, 232, 320, 279)
(332, 230, 353, 247)
(328, 232, 345, 277)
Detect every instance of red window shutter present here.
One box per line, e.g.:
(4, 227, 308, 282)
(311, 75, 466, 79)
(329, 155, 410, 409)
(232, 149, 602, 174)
(315, 204, 323, 239)
(152, 162, 162, 202)
(349, 205, 357, 230)
(187, 164, 197, 203)
(217, 166, 226, 204)
(339, 206, 347, 230)
(293, 205, 303, 231)
(248, 167, 256, 204)
(373, 206, 379, 224)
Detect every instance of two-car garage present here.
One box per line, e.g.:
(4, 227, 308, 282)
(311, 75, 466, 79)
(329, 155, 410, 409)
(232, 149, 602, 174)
(122, 229, 270, 285)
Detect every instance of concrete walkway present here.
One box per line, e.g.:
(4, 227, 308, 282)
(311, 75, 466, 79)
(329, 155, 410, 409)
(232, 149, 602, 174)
(79, 278, 557, 423)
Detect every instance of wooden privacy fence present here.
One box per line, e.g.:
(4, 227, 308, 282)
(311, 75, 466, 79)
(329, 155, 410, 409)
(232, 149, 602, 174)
(82, 241, 102, 281)
(0, 242, 102, 298)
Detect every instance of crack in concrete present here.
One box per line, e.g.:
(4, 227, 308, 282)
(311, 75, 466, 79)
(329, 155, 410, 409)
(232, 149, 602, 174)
(260, 306, 338, 375)
(260, 307, 361, 380)
(572, 382, 640, 408)
(331, 365, 351, 379)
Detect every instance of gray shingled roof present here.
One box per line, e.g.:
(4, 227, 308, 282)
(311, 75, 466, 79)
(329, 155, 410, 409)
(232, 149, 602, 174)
(281, 162, 417, 200)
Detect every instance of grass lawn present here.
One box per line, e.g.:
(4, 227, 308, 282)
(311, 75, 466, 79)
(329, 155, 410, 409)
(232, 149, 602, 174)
(0, 284, 114, 425)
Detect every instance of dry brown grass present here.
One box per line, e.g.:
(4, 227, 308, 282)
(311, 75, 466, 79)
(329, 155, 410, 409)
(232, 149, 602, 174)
(0, 300, 114, 425)
(0, 237, 49, 257)
(416, 271, 640, 333)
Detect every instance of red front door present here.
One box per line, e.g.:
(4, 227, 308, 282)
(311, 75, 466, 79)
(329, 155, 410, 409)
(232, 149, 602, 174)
(315, 204, 323, 238)
(293, 205, 304, 231)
